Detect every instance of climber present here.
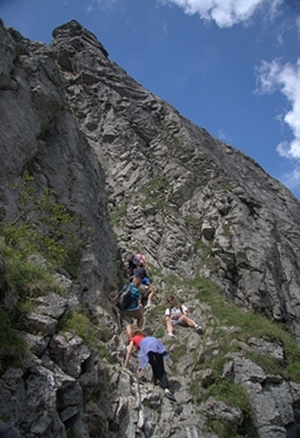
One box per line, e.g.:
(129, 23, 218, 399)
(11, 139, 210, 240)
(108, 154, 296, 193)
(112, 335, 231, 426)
(118, 247, 131, 279)
(124, 329, 176, 402)
(127, 252, 147, 277)
(165, 296, 202, 337)
(113, 276, 144, 341)
(134, 253, 147, 268)
(133, 261, 160, 308)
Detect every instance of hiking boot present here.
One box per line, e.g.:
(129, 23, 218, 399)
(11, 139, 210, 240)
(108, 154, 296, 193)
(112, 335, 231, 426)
(168, 333, 176, 338)
(153, 377, 160, 386)
(195, 325, 202, 332)
(164, 389, 176, 402)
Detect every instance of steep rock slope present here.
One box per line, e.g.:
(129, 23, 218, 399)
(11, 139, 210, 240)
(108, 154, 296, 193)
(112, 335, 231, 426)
(0, 21, 119, 438)
(0, 21, 118, 303)
(1, 19, 300, 438)
(50, 21, 300, 341)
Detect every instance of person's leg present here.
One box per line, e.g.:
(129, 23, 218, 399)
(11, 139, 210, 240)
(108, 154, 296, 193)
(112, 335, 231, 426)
(147, 285, 159, 305)
(179, 315, 202, 331)
(148, 351, 160, 383)
(147, 289, 155, 304)
(125, 324, 133, 340)
(121, 312, 133, 341)
(137, 314, 144, 329)
(179, 315, 197, 327)
(153, 353, 170, 390)
(148, 352, 176, 400)
(166, 318, 175, 336)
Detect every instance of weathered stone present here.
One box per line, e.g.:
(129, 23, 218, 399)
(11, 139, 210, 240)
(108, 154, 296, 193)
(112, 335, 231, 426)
(24, 312, 58, 336)
(0, 420, 21, 438)
(49, 333, 90, 378)
(2, 17, 300, 438)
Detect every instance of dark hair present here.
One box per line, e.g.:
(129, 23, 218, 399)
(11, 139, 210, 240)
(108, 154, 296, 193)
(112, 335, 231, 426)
(132, 329, 146, 337)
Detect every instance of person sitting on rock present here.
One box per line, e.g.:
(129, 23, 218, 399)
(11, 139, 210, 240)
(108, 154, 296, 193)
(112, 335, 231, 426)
(133, 261, 160, 308)
(114, 276, 144, 341)
(165, 295, 202, 337)
(124, 329, 176, 402)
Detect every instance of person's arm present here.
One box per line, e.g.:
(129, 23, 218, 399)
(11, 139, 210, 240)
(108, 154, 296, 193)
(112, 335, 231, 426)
(165, 308, 171, 321)
(182, 304, 188, 316)
(124, 341, 134, 368)
(133, 287, 142, 307)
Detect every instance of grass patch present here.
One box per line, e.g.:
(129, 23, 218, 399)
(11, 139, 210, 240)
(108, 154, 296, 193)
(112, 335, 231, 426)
(205, 419, 253, 438)
(5, 173, 85, 277)
(0, 307, 27, 374)
(64, 310, 99, 345)
(185, 276, 300, 382)
(109, 202, 128, 226)
(0, 236, 61, 299)
(205, 379, 252, 414)
(139, 177, 169, 210)
(163, 273, 300, 389)
(63, 310, 112, 360)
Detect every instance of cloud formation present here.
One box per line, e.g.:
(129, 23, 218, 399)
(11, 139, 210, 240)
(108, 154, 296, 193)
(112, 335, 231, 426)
(256, 58, 300, 160)
(161, 0, 283, 28)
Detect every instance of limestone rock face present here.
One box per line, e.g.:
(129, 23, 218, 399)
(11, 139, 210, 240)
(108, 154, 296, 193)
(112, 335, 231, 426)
(50, 20, 300, 341)
(0, 21, 118, 304)
(2, 18, 300, 438)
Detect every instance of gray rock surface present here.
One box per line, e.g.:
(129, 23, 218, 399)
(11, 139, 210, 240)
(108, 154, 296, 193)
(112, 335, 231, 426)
(50, 20, 300, 342)
(1, 18, 300, 437)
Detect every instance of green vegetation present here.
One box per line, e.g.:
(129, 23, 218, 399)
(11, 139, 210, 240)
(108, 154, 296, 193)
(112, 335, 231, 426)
(0, 172, 88, 374)
(139, 177, 169, 210)
(186, 276, 300, 381)
(162, 272, 300, 434)
(205, 419, 253, 438)
(0, 307, 27, 373)
(6, 173, 85, 276)
(63, 310, 112, 360)
(0, 235, 61, 299)
(196, 239, 219, 272)
(205, 379, 252, 415)
(109, 202, 128, 226)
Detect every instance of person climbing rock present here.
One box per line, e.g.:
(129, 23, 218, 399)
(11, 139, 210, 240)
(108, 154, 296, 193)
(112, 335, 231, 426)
(165, 296, 202, 337)
(133, 261, 160, 308)
(113, 276, 144, 341)
(124, 329, 176, 402)
(127, 252, 147, 278)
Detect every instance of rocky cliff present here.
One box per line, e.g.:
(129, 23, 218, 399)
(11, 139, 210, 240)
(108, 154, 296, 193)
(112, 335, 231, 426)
(1, 19, 300, 438)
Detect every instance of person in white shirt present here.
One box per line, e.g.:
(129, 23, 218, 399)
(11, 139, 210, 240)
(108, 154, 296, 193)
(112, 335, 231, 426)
(165, 296, 202, 337)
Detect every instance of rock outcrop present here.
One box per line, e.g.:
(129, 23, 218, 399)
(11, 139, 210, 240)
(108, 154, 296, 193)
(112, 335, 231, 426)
(1, 18, 300, 437)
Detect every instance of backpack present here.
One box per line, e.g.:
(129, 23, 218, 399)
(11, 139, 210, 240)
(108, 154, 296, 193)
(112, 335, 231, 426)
(128, 256, 139, 275)
(116, 284, 132, 310)
(169, 305, 184, 315)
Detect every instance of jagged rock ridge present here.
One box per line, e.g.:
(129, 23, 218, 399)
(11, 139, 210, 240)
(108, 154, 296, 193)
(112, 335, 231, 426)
(1, 18, 300, 438)
(50, 21, 300, 340)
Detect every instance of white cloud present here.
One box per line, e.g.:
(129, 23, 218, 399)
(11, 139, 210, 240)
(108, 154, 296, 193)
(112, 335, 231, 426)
(279, 167, 300, 195)
(218, 128, 231, 142)
(161, 0, 283, 28)
(256, 58, 300, 159)
(87, 0, 118, 13)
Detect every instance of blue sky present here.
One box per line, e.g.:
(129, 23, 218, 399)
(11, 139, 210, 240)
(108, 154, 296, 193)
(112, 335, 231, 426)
(1, 0, 300, 198)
